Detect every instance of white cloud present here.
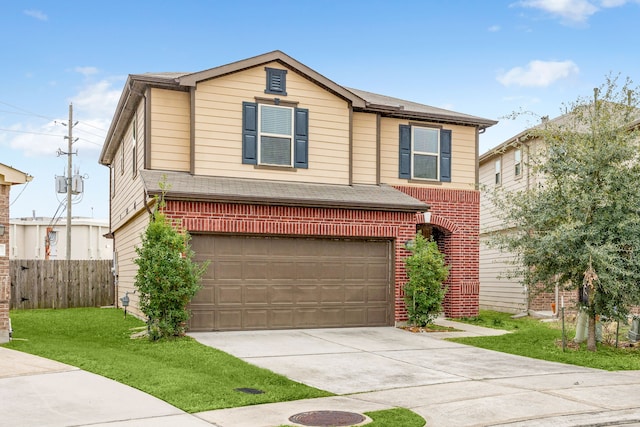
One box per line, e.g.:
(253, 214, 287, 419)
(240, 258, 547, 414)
(4, 78, 122, 157)
(518, 0, 598, 23)
(24, 9, 48, 21)
(488, 25, 501, 32)
(74, 67, 99, 77)
(517, 0, 640, 24)
(497, 60, 579, 87)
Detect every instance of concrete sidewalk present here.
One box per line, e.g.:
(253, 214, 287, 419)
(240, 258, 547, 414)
(0, 347, 211, 427)
(3, 320, 640, 427)
(190, 322, 640, 427)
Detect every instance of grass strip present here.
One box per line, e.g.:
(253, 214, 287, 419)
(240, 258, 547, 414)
(450, 311, 640, 371)
(4, 308, 332, 413)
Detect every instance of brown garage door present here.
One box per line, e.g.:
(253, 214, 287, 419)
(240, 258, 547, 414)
(188, 235, 393, 331)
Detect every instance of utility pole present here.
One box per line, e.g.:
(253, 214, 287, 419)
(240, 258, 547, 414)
(63, 103, 77, 261)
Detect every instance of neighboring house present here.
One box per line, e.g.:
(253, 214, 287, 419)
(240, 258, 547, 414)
(9, 216, 112, 260)
(479, 115, 576, 314)
(99, 50, 496, 331)
(0, 163, 31, 343)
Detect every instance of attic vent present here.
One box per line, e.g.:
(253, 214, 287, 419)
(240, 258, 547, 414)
(265, 67, 287, 96)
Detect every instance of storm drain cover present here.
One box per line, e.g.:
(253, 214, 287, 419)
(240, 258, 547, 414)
(289, 410, 366, 426)
(234, 387, 264, 394)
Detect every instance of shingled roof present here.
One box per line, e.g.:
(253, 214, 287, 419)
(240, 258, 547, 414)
(140, 170, 429, 212)
(100, 51, 496, 165)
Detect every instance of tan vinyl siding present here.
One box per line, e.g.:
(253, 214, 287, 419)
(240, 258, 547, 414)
(114, 210, 149, 319)
(150, 88, 190, 172)
(379, 117, 477, 188)
(112, 102, 147, 230)
(193, 61, 350, 184)
(480, 235, 527, 313)
(352, 112, 377, 184)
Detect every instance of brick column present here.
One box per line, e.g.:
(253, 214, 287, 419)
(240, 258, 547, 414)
(0, 185, 10, 343)
(394, 186, 480, 318)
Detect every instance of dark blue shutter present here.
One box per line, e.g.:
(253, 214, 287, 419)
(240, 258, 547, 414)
(399, 125, 411, 179)
(440, 129, 452, 182)
(294, 108, 309, 168)
(242, 102, 257, 164)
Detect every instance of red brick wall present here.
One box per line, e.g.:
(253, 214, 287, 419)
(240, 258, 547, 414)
(163, 188, 480, 323)
(0, 185, 10, 342)
(394, 187, 480, 318)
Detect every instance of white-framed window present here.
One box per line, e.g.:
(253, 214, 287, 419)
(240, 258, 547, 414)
(514, 148, 522, 178)
(412, 126, 440, 180)
(495, 158, 502, 185)
(258, 104, 294, 167)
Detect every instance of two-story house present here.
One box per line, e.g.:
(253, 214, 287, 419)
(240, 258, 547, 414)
(99, 51, 496, 331)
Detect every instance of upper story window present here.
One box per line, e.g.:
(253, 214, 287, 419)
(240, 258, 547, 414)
(514, 148, 522, 178)
(242, 101, 309, 168)
(259, 104, 294, 166)
(495, 158, 502, 185)
(399, 125, 452, 182)
(265, 67, 287, 96)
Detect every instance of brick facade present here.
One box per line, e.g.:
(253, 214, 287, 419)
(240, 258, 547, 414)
(1, 185, 10, 343)
(162, 185, 480, 323)
(395, 187, 480, 318)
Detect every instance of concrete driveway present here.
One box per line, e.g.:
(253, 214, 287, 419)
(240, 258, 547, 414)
(190, 324, 640, 427)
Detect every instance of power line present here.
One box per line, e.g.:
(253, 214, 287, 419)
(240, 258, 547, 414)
(0, 100, 56, 121)
(0, 127, 62, 138)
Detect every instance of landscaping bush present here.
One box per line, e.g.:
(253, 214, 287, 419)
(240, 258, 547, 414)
(403, 232, 449, 326)
(134, 195, 208, 340)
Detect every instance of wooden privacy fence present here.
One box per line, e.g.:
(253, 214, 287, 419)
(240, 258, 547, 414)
(10, 260, 115, 309)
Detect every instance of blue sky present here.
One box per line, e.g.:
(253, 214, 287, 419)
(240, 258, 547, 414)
(2, 0, 640, 220)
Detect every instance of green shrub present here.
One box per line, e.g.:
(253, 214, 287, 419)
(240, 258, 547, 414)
(134, 196, 208, 340)
(403, 232, 449, 326)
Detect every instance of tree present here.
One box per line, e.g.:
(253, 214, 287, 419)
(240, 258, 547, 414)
(491, 76, 640, 351)
(134, 192, 208, 340)
(403, 232, 449, 326)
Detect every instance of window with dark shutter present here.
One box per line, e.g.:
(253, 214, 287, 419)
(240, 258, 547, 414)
(242, 102, 309, 168)
(399, 125, 453, 182)
(440, 129, 452, 182)
(242, 102, 258, 164)
(265, 68, 287, 95)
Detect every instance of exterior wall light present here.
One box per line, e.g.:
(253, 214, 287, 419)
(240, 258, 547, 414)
(0, 224, 4, 236)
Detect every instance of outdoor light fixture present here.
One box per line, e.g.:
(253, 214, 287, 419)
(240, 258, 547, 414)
(0, 224, 5, 236)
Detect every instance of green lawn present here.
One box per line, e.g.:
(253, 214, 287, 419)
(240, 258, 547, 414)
(450, 310, 640, 371)
(4, 307, 426, 426)
(4, 308, 332, 413)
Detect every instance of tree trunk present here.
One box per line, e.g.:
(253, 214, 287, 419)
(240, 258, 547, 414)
(587, 313, 597, 351)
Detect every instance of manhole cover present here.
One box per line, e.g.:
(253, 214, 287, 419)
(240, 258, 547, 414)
(234, 387, 264, 394)
(289, 410, 366, 426)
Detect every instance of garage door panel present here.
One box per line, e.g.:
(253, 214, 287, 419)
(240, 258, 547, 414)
(217, 285, 243, 304)
(244, 262, 269, 280)
(296, 285, 320, 304)
(345, 285, 366, 303)
(320, 285, 344, 303)
(345, 264, 366, 280)
(189, 235, 392, 331)
(216, 310, 243, 330)
(367, 285, 388, 303)
(244, 285, 268, 305)
(244, 310, 269, 329)
(320, 263, 344, 280)
(269, 309, 294, 328)
(270, 285, 294, 304)
(270, 262, 297, 280)
(367, 307, 388, 325)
